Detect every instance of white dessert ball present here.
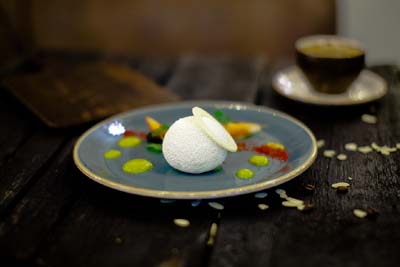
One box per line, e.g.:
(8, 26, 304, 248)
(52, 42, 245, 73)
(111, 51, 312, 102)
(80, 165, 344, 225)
(162, 116, 227, 174)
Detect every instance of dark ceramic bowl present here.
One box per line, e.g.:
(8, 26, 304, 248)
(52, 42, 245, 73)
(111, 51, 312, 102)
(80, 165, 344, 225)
(296, 35, 365, 94)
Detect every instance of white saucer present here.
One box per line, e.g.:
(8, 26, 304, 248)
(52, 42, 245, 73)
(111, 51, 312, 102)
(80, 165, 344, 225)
(272, 66, 387, 106)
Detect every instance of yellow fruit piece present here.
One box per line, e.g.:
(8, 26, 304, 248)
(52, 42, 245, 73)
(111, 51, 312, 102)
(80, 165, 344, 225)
(224, 122, 261, 139)
(145, 116, 162, 131)
(265, 142, 285, 150)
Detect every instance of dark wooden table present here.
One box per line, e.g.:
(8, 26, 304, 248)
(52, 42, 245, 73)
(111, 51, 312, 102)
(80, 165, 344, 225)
(0, 55, 399, 267)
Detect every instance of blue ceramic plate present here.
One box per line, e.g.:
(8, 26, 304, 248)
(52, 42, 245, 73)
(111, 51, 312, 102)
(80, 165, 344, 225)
(73, 101, 317, 199)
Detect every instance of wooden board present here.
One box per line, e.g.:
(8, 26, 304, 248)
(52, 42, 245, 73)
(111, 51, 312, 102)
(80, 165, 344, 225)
(0, 56, 400, 267)
(2, 61, 180, 128)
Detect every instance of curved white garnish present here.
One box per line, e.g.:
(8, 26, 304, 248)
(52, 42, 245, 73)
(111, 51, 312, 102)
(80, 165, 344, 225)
(192, 107, 237, 152)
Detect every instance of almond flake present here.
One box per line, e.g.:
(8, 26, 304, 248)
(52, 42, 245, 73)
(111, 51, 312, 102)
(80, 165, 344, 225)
(207, 222, 218, 245)
(345, 143, 358, 151)
(297, 203, 314, 212)
(254, 192, 268, 199)
(282, 201, 301, 208)
(208, 202, 224, 210)
(337, 154, 347, 161)
(371, 142, 381, 151)
(258, 204, 269, 210)
(174, 219, 190, 227)
(361, 114, 377, 124)
(382, 146, 397, 153)
(317, 139, 325, 148)
(331, 182, 350, 189)
(297, 205, 305, 211)
(358, 146, 372, 154)
(286, 197, 304, 205)
(353, 209, 367, 218)
(275, 189, 287, 198)
(323, 150, 336, 158)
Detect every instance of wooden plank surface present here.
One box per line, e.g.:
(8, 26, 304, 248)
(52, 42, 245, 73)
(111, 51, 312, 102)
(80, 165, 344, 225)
(2, 61, 179, 128)
(208, 66, 400, 267)
(0, 56, 399, 267)
(0, 55, 268, 266)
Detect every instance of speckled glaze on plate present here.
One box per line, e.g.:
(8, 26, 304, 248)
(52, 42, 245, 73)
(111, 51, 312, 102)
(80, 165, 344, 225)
(272, 66, 387, 106)
(73, 101, 317, 199)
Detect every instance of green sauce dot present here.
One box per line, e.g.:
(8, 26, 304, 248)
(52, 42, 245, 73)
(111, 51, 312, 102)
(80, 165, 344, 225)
(104, 149, 121, 159)
(249, 155, 269, 166)
(122, 159, 153, 174)
(119, 136, 141, 147)
(236, 168, 254, 179)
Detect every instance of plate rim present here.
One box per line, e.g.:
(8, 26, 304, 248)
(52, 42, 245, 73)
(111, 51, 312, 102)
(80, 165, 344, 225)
(73, 101, 317, 199)
(272, 65, 388, 106)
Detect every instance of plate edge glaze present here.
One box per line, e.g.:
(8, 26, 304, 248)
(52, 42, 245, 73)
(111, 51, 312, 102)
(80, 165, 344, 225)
(272, 66, 388, 106)
(73, 101, 317, 199)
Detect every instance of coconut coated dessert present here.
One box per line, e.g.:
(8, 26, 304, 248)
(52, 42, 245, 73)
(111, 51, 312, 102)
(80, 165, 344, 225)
(162, 107, 237, 174)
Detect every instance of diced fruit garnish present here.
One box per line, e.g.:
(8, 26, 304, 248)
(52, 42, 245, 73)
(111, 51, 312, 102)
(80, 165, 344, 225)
(145, 116, 162, 132)
(224, 122, 262, 139)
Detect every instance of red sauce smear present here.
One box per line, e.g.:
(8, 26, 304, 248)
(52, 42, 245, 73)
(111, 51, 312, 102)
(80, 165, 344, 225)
(252, 143, 288, 161)
(236, 142, 248, 151)
(124, 130, 147, 139)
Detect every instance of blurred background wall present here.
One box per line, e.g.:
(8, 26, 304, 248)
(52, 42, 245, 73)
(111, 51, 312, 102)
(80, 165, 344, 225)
(337, 0, 400, 65)
(1, 0, 335, 60)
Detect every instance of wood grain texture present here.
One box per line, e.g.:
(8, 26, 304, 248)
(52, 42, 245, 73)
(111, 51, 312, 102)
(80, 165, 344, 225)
(0, 57, 399, 267)
(2, 61, 179, 128)
(208, 65, 400, 267)
(167, 55, 266, 101)
(0, 90, 36, 167)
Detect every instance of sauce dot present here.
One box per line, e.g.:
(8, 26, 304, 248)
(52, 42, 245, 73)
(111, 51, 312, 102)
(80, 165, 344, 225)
(119, 136, 141, 147)
(104, 149, 121, 159)
(236, 168, 254, 179)
(249, 155, 269, 166)
(122, 159, 153, 174)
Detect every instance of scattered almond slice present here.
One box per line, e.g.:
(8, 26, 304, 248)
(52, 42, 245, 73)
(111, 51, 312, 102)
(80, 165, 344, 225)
(331, 182, 350, 189)
(282, 201, 301, 208)
(254, 192, 268, 199)
(224, 122, 261, 139)
(275, 188, 287, 198)
(358, 146, 372, 154)
(258, 204, 269, 210)
(323, 150, 336, 158)
(208, 202, 224, 210)
(353, 209, 368, 218)
(207, 223, 218, 246)
(371, 143, 397, 155)
(385, 146, 397, 152)
(145, 116, 162, 131)
(285, 197, 304, 205)
(277, 189, 307, 210)
(297, 205, 305, 211)
(337, 154, 347, 161)
(361, 114, 377, 124)
(317, 139, 325, 148)
(371, 142, 380, 151)
(345, 143, 358, 151)
(174, 219, 190, 227)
